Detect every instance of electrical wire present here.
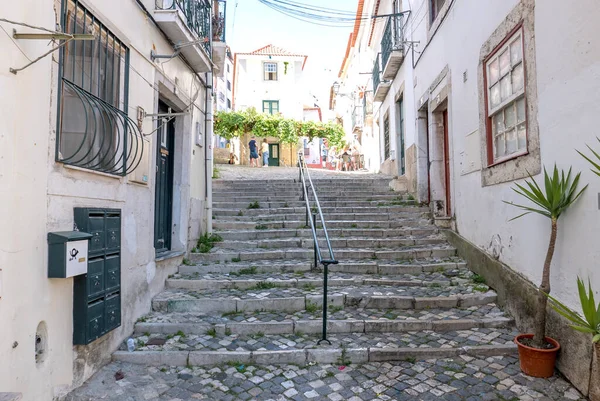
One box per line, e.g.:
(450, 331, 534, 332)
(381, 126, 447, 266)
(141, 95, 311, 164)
(257, 0, 372, 27)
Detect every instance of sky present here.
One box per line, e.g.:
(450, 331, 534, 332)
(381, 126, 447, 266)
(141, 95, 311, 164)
(225, 0, 360, 119)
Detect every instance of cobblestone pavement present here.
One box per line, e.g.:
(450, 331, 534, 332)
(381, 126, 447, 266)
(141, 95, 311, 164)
(66, 357, 585, 401)
(215, 165, 392, 181)
(134, 304, 506, 325)
(122, 327, 518, 353)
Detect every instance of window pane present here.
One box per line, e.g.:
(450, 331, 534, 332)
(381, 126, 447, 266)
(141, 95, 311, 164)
(517, 122, 527, 149)
(517, 98, 526, 123)
(499, 49, 510, 76)
(510, 38, 522, 65)
(489, 59, 499, 84)
(505, 102, 516, 129)
(495, 134, 506, 158)
(492, 113, 504, 135)
(490, 83, 501, 107)
(500, 76, 511, 101)
(512, 63, 524, 93)
(506, 128, 517, 154)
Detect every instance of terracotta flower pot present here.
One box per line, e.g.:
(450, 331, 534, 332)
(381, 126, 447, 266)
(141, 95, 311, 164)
(515, 334, 561, 378)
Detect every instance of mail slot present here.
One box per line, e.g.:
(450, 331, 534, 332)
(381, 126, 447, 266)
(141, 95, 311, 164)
(48, 231, 93, 278)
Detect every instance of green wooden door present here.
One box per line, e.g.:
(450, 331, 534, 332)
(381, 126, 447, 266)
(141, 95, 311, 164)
(268, 143, 280, 166)
(154, 102, 174, 255)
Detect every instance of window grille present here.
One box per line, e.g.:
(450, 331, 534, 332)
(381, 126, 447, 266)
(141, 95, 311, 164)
(57, 0, 144, 176)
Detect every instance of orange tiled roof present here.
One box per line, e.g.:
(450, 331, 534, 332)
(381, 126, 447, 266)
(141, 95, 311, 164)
(236, 44, 309, 69)
(238, 44, 307, 58)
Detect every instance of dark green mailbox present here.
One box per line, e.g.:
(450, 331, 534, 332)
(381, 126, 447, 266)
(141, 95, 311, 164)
(48, 231, 93, 278)
(73, 208, 122, 345)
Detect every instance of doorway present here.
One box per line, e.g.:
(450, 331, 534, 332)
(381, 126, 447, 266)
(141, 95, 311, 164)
(442, 110, 451, 216)
(154, 101, 175, 255)
(396, 97, 405, 176)
(268, 143, 280, 166)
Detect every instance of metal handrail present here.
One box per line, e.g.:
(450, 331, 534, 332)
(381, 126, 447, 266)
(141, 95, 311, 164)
(297, 152, 338, 345)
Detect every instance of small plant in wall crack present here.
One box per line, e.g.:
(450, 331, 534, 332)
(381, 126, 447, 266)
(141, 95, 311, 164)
(248, 201, 261, 209)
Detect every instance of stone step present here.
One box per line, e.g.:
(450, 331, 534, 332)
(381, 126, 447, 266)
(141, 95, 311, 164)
(214, 211, 430, 222)
(205, 236, 447, 251)
(212, 219, 431, 230)
(166, 268, 476, 290)
(179, 259, 466, 275)
(189, 246, 456, 263)
(213, 189, 399, 197)
(213, 200, 419, 209)
(134, 304, 513, 336)
(212, 194, 406, 203)
(151, 285, 496, 314)
(113, 328, 518, 366)
(214, 228, 440, 241)
(214, 205, 429, 217)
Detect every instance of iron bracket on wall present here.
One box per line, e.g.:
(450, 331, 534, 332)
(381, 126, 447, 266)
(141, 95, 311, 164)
(9, 29, 95, 75)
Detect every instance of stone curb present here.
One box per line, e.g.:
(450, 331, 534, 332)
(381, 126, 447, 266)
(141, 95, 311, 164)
(190, 247, 457, 263)
(152, 291, 498, 314)
(178, 261, 466, 276)
(133, 316, 513, 336)
(112, 344, 518, 366)
(166, 277, 455, 291)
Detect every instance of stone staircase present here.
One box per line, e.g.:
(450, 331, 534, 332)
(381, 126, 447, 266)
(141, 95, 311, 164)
(114, 177, 517, 367)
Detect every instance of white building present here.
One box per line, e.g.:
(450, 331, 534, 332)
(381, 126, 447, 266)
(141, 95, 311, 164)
(332, 25, 379, 172)
(0, 0, 228, 399)
(233, 44, 308, 166)
(213, 47, 238, 163)
(337, 0, 600, 398)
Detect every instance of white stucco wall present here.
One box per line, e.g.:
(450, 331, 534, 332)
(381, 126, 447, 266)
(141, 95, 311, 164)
(0, 0, 211, 399)
(233, 53, 306, 120)
(407, 0, 600, 311)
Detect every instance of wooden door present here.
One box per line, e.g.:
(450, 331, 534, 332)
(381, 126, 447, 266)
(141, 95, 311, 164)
(154, 102, 175, 254)
(268, 143, 280, 166)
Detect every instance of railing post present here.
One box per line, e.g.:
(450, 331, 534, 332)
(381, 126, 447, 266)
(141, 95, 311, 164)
(317, 261, 331, 345)
(305, 209, 309, 228)
(313, 214, 318, 269)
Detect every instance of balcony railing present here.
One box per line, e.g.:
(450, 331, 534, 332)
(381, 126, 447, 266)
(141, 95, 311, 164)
(213, 0, 226, 42)
(373, 54, 382, 93)
(381, 14, 404, 71)
(156, 0, 212, 54)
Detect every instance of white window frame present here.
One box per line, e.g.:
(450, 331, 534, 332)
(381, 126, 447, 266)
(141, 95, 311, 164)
(485, 28, 527, 164)
(264, 62, 278, 81)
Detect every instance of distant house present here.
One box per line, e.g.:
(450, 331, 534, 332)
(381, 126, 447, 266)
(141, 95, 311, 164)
(233, 44, 308, 166)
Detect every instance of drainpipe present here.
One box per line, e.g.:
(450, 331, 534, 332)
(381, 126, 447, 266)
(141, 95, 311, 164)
(204, 70, 213, 235)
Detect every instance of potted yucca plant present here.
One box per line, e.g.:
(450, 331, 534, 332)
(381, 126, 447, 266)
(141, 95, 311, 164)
(546, 278, 600, 360)
(505, 165, 587, 378)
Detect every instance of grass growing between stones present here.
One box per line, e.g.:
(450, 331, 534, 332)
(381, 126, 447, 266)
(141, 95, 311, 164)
(305, 302, 318, 314)
(248, 201, 261, 209)
(472, 274, 486, 284)
(195, 233, 224, 253)
(473, 285, 489, 293)
(249, 281, 279, 290)
(206, 328, 217, 337)
(182, 258, 194, 266)
(230, 266, 258, 276)
(231, 257, 242, 263)
(255, 224, 269, 230)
